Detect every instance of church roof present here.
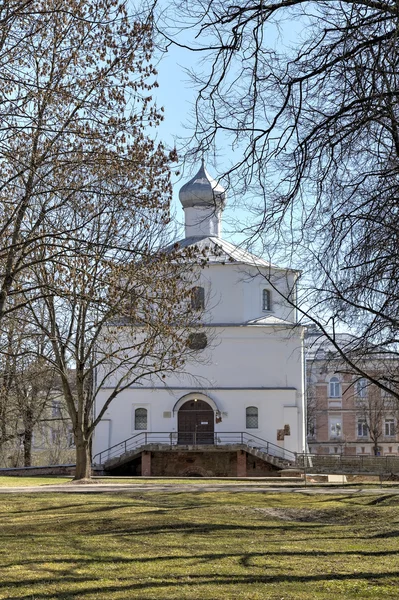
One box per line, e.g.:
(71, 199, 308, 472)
(244, 315, 297, 326)
(202, 315, 298, 327)
(172, 235, 279, 268)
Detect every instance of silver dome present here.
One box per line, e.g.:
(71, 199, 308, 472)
(179, 160, 226, 208)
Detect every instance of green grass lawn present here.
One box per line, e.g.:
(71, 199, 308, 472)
(0, 476, 72, 487)
(0, 491, 399, 599)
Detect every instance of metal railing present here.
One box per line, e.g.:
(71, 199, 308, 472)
(92, 431, 297, 466)
(297, 453, 399, 474)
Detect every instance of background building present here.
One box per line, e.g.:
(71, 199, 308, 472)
(306, 332, 399, 456)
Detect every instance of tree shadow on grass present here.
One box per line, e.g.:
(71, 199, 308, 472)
(2, 546, 399, 573)
(3, 569, 399, 600)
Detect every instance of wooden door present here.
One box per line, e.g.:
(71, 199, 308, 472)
(178, 399, 214, 445)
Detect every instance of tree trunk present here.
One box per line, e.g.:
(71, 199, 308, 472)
(23, 430, 32, 467)
(74, 439, 92, 480)
(23, 406, 34, 467)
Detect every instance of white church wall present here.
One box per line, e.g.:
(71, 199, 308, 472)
(197, 264, 298, 325)
(97, 326, 303, 392)
(93, 325, 305, 458)
(93, 386, 303, 458)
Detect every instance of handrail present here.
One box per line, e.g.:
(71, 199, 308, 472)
(297, 453, 399, 474)
(92, 431, 297, 466)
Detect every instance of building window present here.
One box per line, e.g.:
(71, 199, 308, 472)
(329, 377, 341, 398)
(52, 400, 61, 417)
(356, 378, 367, 398)
(262, 289, 271, 311)
(246, 406, 258, 429)
(191, 286, 205, 310)
(51, 429, 60, 444)
(329, 417, 342, 439)
(68, 427, 75, 448)
(134, 408, 148, 431)
(385, 419, 395, 437)
(307, 419, 316, 438)
(357, 419, 368, 438)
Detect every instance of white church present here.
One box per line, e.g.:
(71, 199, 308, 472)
(92, 162, 306, 477)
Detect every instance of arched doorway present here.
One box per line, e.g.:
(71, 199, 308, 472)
(178, 399, 215, 445)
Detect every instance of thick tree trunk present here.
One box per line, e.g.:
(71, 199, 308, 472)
(74, 439, 92, 480)
(372, 439, 380, 456)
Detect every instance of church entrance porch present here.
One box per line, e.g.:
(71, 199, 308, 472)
(177, 399, 214, 445)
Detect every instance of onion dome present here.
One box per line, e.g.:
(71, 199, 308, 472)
(179, 159, 226, 209)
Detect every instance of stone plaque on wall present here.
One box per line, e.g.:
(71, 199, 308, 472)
(277, 429, 285, 441)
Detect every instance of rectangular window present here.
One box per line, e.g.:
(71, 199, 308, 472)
(246, 406, 258, 429)
(52, 400, 61, 417)
(68, 427, 75, 448)
(51, 429, 60, 444)
(307, 419, 316, 437)
(357, 419, 367, 438)
(134, 407, 148, 430)
(329, 417, 342, 439)
(191, 287, 205, 310)
(356, 378, 367, 398)
(385, 419, 395, 437)
(329, 377, 341, 398)
(262, 289, 271, 311)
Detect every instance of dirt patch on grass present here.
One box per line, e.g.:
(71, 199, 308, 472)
(233, 505, 384, 525)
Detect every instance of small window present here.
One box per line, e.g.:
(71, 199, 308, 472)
(329, 418, 342, 439)
(187, 332, 207, 350)
(51, 429, 60, 444)
(262, 289, 271, 311)
(329, 377, 341, 398)
(356, 378, 367, 398)
(357, 419, 367, 437)
(135, 408, 147, 430)
(246, 406, 258, 429)
(68, 427, 75, 448)
(385, 419, 395, 437)
(191, 286, 205, 310)
(52, 400, 61, 417)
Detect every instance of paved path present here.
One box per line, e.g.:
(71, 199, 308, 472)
(0, 483, 397, 494)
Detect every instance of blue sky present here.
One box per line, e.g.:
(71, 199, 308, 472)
(151, 11, 303, 249)
(152, 29, 257, 246)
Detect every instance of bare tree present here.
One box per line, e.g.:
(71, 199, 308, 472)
(0, 314, 59, 467)
(159, 0, 399, 399)
(0, 0, 208, 480)
(0, 0, 170, 321)
(21, 199, 205, 480)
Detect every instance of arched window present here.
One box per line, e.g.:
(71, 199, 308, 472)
(262, 289, 271, 311)
(246, 406, 258, 429)
(191, 286, 205, 310)
(134, 408, 147, 430)
(329, 377, 341, 398)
